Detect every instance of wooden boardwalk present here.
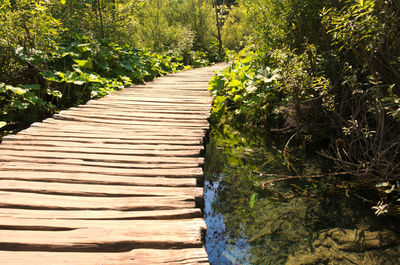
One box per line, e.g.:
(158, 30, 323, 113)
(0, 64, 225, 264)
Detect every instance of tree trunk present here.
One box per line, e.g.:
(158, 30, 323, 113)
(97, 0, 105, 39)
(214, 0, 223, 56)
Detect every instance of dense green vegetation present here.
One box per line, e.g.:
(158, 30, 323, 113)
(206, 2, 400, 262)
(210, 0, 400, 217)
(0, 0, 223, 136)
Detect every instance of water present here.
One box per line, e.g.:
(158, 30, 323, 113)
(204, 179, 250, 265)
(203, 121, 400, 264)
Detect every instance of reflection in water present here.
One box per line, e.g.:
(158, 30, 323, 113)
(203, 121, 400, 264)
(204, 179, 249, 265)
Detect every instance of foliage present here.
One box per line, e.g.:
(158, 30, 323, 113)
(134, 0, 218, 55)
(0, 0, 223, 137)
(0, 36, 211, 136)
(211, 0, 400, 213)
(221, 5, 252, 51)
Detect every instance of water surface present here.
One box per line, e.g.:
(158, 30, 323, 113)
(203, 121, 400, 264)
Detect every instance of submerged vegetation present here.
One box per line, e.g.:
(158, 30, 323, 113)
(205, 115, 400, 264)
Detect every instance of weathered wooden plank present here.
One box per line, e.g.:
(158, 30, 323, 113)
(53, 114, 210, 128)
(0, 145, 202, 157)
(1, 139, 204, 151)
(16, 129, 205, 141)
(0, 219, 205, 250)
(99, 96, 213, 103)
(0, 217, 206, 231)
(3, 135, 202, 145)
(0, 248, 208, 264)
(87, 99, 210, 108)
(65, 107, 210, 119)
(39, 120, 208, 135)
(0, 180, 203, 197)
(116, 89, 211, 97)
(26, 124, 207, 136)
(0, 191, 194, 210)
(0, 208, 202, 220)
(0, 171, 197, 186)
(0, 162, 203, 177)
(56, 112, 210, 124)
(0, 155, 200, 169)
(0, 149, 204, 164)
(73, 104, 212, 115)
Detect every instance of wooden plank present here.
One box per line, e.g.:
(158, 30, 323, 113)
(3, 135, 202, 145)
(0, 191, 194, 210)
(0, 171, 197, 186)
(73, 104, 212, 114)
(111, 89, 211, 95)
(0, 208, 202, 220)
(0, 219, 205, 250)
(38, 120, 207, 135)
(99, 96, 213, 103)
(0, 145, 202, 157)
(57, 112, 210, 123)
(87, 99, 210, 108)
(116, 89, 211, 97)
(0, 149, 204, 164)
(0, 248, 208, 264)
(45, 119, 208, 130)
(0, 155, 200, 169)
(0, 162, 203, 177)
(0, 217, 206, 231)
(26, 123, 207, 136)
(53, 114, 210, 129)
(65, 108, 210, 119)
(0, 180, 203, 197)
(16, 129, 205, 141)
(1, 140, 204, 151)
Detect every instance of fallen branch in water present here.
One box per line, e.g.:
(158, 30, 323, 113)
(253, 171, 348, 187)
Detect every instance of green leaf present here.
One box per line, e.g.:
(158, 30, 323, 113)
(76, 43, 92, 53)
(22, 84, 41, 91)
(74, 58, 93, 69)
(0, 121, 6, 129)
(249, 193, 257, 209)
(12, 100, 29, 110)
(41, 71, 60, 82)
(229, 79, 242, 88)
(60, 0, 66, 5)
(8, 86, 27, 95)
(121, 61, 133, 71)
(47, 89, 62, 98)
(233, 94, 242, 102)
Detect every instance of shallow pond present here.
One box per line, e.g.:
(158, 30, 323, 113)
(203, 121, 400, 264)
